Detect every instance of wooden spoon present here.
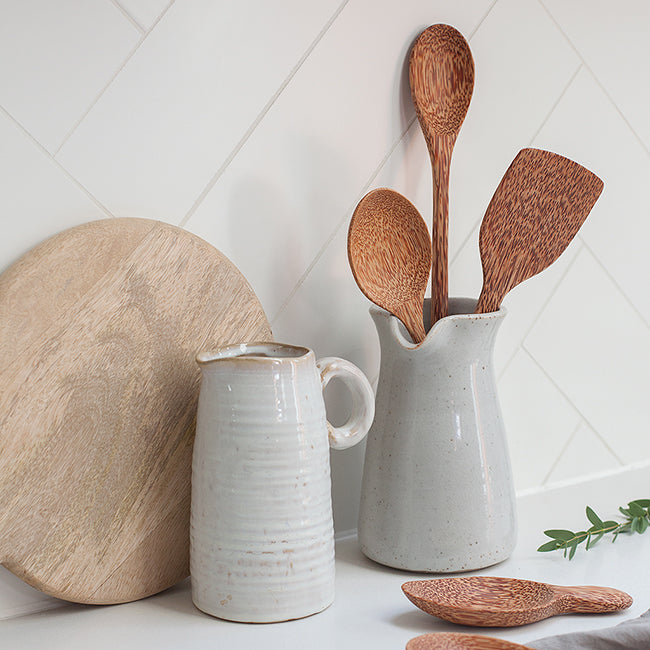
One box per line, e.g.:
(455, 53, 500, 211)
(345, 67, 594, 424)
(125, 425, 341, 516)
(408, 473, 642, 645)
(409, 24, 475, 326)
(402, 576, 632, 627)
(348, 188, 431, 344)
(476, 148, 604, 313)
(407, 632, 533, 650)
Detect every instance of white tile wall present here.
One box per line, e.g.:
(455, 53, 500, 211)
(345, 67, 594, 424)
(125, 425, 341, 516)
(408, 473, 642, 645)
(1, 0, 648, 618)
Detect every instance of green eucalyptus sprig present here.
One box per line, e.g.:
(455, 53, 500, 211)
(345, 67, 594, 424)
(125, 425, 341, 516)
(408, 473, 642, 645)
(537, 499, 650, 560)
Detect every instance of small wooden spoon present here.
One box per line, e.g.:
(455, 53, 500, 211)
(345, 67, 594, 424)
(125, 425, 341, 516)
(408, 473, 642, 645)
(476, 148, 604, 314)
(348, 188, 431, 343)
(402, 577, 632, 627)
(407, 632, 533, 650)
(410, 24, 475, 326)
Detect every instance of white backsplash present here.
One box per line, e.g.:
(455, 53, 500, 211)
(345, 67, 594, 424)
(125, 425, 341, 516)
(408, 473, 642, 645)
(1, 0, 648, 618)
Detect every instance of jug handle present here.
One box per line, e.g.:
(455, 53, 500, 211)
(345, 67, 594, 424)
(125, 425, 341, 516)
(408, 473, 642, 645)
(316, 357, 375, 451)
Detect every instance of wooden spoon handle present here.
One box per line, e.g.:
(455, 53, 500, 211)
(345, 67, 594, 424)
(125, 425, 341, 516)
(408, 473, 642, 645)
(430, 134, 452, 326)
(395, 300, 427, 344)
(553, 584, 633, 613)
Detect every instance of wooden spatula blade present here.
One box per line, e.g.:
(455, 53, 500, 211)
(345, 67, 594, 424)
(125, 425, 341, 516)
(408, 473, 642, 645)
(476, 148, 603, 313)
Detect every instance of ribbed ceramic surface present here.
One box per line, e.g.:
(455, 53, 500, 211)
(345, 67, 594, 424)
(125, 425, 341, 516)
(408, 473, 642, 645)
(190, 345, 335, 622)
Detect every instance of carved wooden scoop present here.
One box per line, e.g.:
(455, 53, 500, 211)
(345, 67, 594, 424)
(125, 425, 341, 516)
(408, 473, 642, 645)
(402, 576, 632, 627)
(348, 188, 431, 344)
(410, 24, 474, 326)
(476, 148, 603, 314)
(407, 632, 533, 650)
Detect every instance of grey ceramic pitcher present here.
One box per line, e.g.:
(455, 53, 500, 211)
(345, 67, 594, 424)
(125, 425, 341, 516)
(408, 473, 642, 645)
(358, 298, 516, 572)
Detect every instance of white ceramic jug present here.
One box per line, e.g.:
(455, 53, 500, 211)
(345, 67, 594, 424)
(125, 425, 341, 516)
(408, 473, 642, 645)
(190, 341, 374, 623)
(358, 298, 516, 572)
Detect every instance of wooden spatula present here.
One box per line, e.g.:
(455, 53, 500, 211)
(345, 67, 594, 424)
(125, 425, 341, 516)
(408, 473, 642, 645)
(476, 148, 603, 314)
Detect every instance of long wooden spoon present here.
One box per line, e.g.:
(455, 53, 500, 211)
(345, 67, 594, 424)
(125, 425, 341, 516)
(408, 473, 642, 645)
(410, 24, 474, 326)
(407, 632, 533, 650)
(402, 576, 632, 627)
(476, 148, 604, 313)
(348, 188, 431, 343)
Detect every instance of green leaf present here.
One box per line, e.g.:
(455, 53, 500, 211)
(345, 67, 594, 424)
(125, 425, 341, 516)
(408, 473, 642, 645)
(629, 502, 646, 517)
(586, 531, 604, 550)
(619, 507, 632, 517)
(639, 517, 649, 533)
(544, 529, 575, 541)
(538, 540, 562, 552)
(630, 499, 650, 508)
(586, 506, 603, 527)
(568, 541, 578, 560)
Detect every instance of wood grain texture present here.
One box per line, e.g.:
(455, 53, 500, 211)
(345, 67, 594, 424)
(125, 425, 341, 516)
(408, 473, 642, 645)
(407, 632, 533, 650)
(402, 576, 632, 627)
(0, 218, 272, 604)
(476, 148, 604, 313)
(347, 188, 431, 343)
(409, 24, 474, 326)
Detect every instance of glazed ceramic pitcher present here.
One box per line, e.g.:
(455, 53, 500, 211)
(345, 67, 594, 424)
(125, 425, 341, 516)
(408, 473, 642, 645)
(358, 298, 516, 573)
(190, 341, 374, 623)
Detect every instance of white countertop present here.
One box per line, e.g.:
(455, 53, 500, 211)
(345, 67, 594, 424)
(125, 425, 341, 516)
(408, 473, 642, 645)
(2, 465, 650, 649)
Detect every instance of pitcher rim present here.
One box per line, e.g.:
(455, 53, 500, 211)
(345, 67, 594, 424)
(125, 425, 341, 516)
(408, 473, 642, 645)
(196, 341, 312, 365)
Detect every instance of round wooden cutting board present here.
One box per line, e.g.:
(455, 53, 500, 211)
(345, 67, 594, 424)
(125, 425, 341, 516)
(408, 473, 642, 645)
(0, 218, 272, 604)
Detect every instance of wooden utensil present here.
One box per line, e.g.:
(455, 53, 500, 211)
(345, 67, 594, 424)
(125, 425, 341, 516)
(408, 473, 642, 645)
(407, 632, 533, 650)
(0, 218, 272, 604)
(409, 24, 474, 326)
(476, 148, 604, 313)
(402, 576, 632, 627)
(348, 188, 431, 344)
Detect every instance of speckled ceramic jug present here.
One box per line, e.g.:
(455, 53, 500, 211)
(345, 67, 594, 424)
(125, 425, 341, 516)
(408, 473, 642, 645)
(191, 342, 374, 623)
(358, 298, 516, 572)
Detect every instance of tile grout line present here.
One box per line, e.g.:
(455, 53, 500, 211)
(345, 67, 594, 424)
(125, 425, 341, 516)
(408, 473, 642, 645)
(109, 0, 147, 33)
(448, 7, 576, 271)
(527, 63, 582, 146)
(520, 341, 626, 465)
(477, 63, 583, 385)
(517, 243, 583, 345)
(469, 0, 499, 39)
(270, 114, 418, 324)
(178, 0, 350, 229)
(578, 236, 650, 330)
(181, 0, 495, 236)
(0, 104, 115, 219)
(52, 0, 177, 157)
(537, 0, 650, 158)
(541, 420, 581, 485)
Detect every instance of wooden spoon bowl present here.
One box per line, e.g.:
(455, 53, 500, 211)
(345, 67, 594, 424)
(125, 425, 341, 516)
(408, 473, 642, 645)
(407, 632, 533, 649)
(402, 576, 632, 627)
(348, 188, 431, 344)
